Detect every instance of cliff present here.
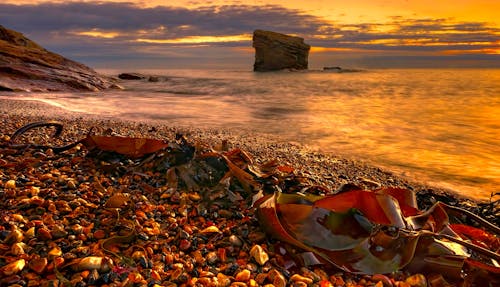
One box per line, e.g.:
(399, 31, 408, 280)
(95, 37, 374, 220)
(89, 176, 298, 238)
(0, 25, 118, 92)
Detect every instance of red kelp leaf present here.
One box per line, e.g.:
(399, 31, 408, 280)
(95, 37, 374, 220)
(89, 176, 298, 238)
(450, 224, 500, 251)
(313, 190, 406, 227)
(80, 135, 169, 159)
(378, 188, 420, 217)
(256, 192, 420, 273)
(255, 189, 500, 278)
(255, 193, 327, 259)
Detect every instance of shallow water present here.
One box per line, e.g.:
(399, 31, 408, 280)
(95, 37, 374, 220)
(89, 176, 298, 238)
(3, 68, 500, 200)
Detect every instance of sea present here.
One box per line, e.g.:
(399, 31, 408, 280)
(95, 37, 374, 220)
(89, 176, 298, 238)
(3, 68, 500, 201)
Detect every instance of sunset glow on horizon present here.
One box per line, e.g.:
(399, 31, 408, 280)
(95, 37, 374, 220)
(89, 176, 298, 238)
(1, 0, 498, 68)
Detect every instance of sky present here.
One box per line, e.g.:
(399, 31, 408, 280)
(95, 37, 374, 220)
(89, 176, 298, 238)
(1, 0, 499, 69)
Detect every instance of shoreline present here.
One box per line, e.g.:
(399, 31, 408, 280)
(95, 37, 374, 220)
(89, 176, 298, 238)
(0, 98, 483, 200)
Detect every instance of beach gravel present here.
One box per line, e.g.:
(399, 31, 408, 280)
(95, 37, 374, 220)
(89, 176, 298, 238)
(0, 98, 498, 286)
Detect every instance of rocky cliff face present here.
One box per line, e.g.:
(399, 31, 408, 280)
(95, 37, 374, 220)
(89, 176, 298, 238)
(0, 25, 118, 92)
(252, 30, 310, 72)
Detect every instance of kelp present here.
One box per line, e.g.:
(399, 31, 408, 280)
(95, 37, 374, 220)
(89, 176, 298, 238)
(6, 121, 500, 285)
(255, 188, 500, 284)
(8, 121, 169, 159)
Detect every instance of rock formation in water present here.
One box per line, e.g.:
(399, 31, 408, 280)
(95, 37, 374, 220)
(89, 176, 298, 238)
(0, 25, 119, 92)
(252, 30, 310, 72)
(118, 73, 147, 80)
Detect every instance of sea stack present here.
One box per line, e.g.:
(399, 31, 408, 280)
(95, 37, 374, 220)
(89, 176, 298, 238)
(0, 25, 118, 92)
(252, 30, 310, 72)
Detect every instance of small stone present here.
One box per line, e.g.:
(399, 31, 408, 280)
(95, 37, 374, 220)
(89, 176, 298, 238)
(206, 251, 218, 264)
(4, 228, 24, 244)
(405, 274, 427, 287)
(371, 274, 393, 287)
(217, 273, 232, 287)
(201, 225, 221, 234)
(179, 239, 191, 251)
(67, 180, 77, 189)
(300, 267, 321, 282)
(188, 193, 201, 201)
(93, 229, 106, 239)
(255, 273, 268, 285)
(25, 227, 35, 238)
(290, 274, 313, 285)
(250, 245, 269, 265)
(235, 269, 251, 282)
(51, 224, 68, 239)
(229, 235, 243, 247)
(272, 271, 287, 287)
(30, 186, 40, 196)
(1, 259, 25, 275)
(37, 227, 53, 240)
(29, 257, 48, 274)
(5, 179, 16, 189)
(11, 242, 25, 255)
(41, 280, 60, 287)
(48, 246, 62, 258)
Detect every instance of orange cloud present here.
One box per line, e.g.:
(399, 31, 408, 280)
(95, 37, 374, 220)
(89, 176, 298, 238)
(135, 34, 252, 44)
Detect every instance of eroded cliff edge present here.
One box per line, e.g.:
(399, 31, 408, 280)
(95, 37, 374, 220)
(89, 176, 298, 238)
(0, 25, 118, 92)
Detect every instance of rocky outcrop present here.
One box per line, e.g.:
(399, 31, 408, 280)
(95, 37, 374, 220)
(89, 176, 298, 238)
(252, 30, 310, 72)
(323, 66, 364, 73)
(118, 73, 146, 80)
(0, 25, 119, 92)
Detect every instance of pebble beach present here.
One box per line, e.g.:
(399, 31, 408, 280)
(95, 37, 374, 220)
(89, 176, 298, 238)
(0, 98, 498, 286)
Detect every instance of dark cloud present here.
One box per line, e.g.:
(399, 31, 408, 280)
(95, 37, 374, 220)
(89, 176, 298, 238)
(0, 2, 322, 38)
(0, 2, 498, 68)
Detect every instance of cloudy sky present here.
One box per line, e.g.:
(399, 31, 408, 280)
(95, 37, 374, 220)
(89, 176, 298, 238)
(1, 0, 499, 69)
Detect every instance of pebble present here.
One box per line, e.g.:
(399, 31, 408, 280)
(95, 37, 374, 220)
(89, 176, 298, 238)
(28, 257, 48, 274)
(201, 225, 221, 234)
(93, 229, 106, 239)
(48, 246, 62, 258)
(405, 274, 427, 287)
(268, 269, 287, 287)
(1, 259, 25, 276)
(371, 274, 393, 287)
(250, 245, 269, 265)
(229, 234, 243, 246)
(217, 273, 232, 287)
(235, 269, 251, 282)
(5, 179, 16, 189)
(290, 274, 313, 285)
(10, 243, 25, 256)
(4, 228, 24, 244)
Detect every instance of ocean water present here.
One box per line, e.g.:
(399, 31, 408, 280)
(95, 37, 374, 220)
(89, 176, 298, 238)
(3, 68, 500, 200)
